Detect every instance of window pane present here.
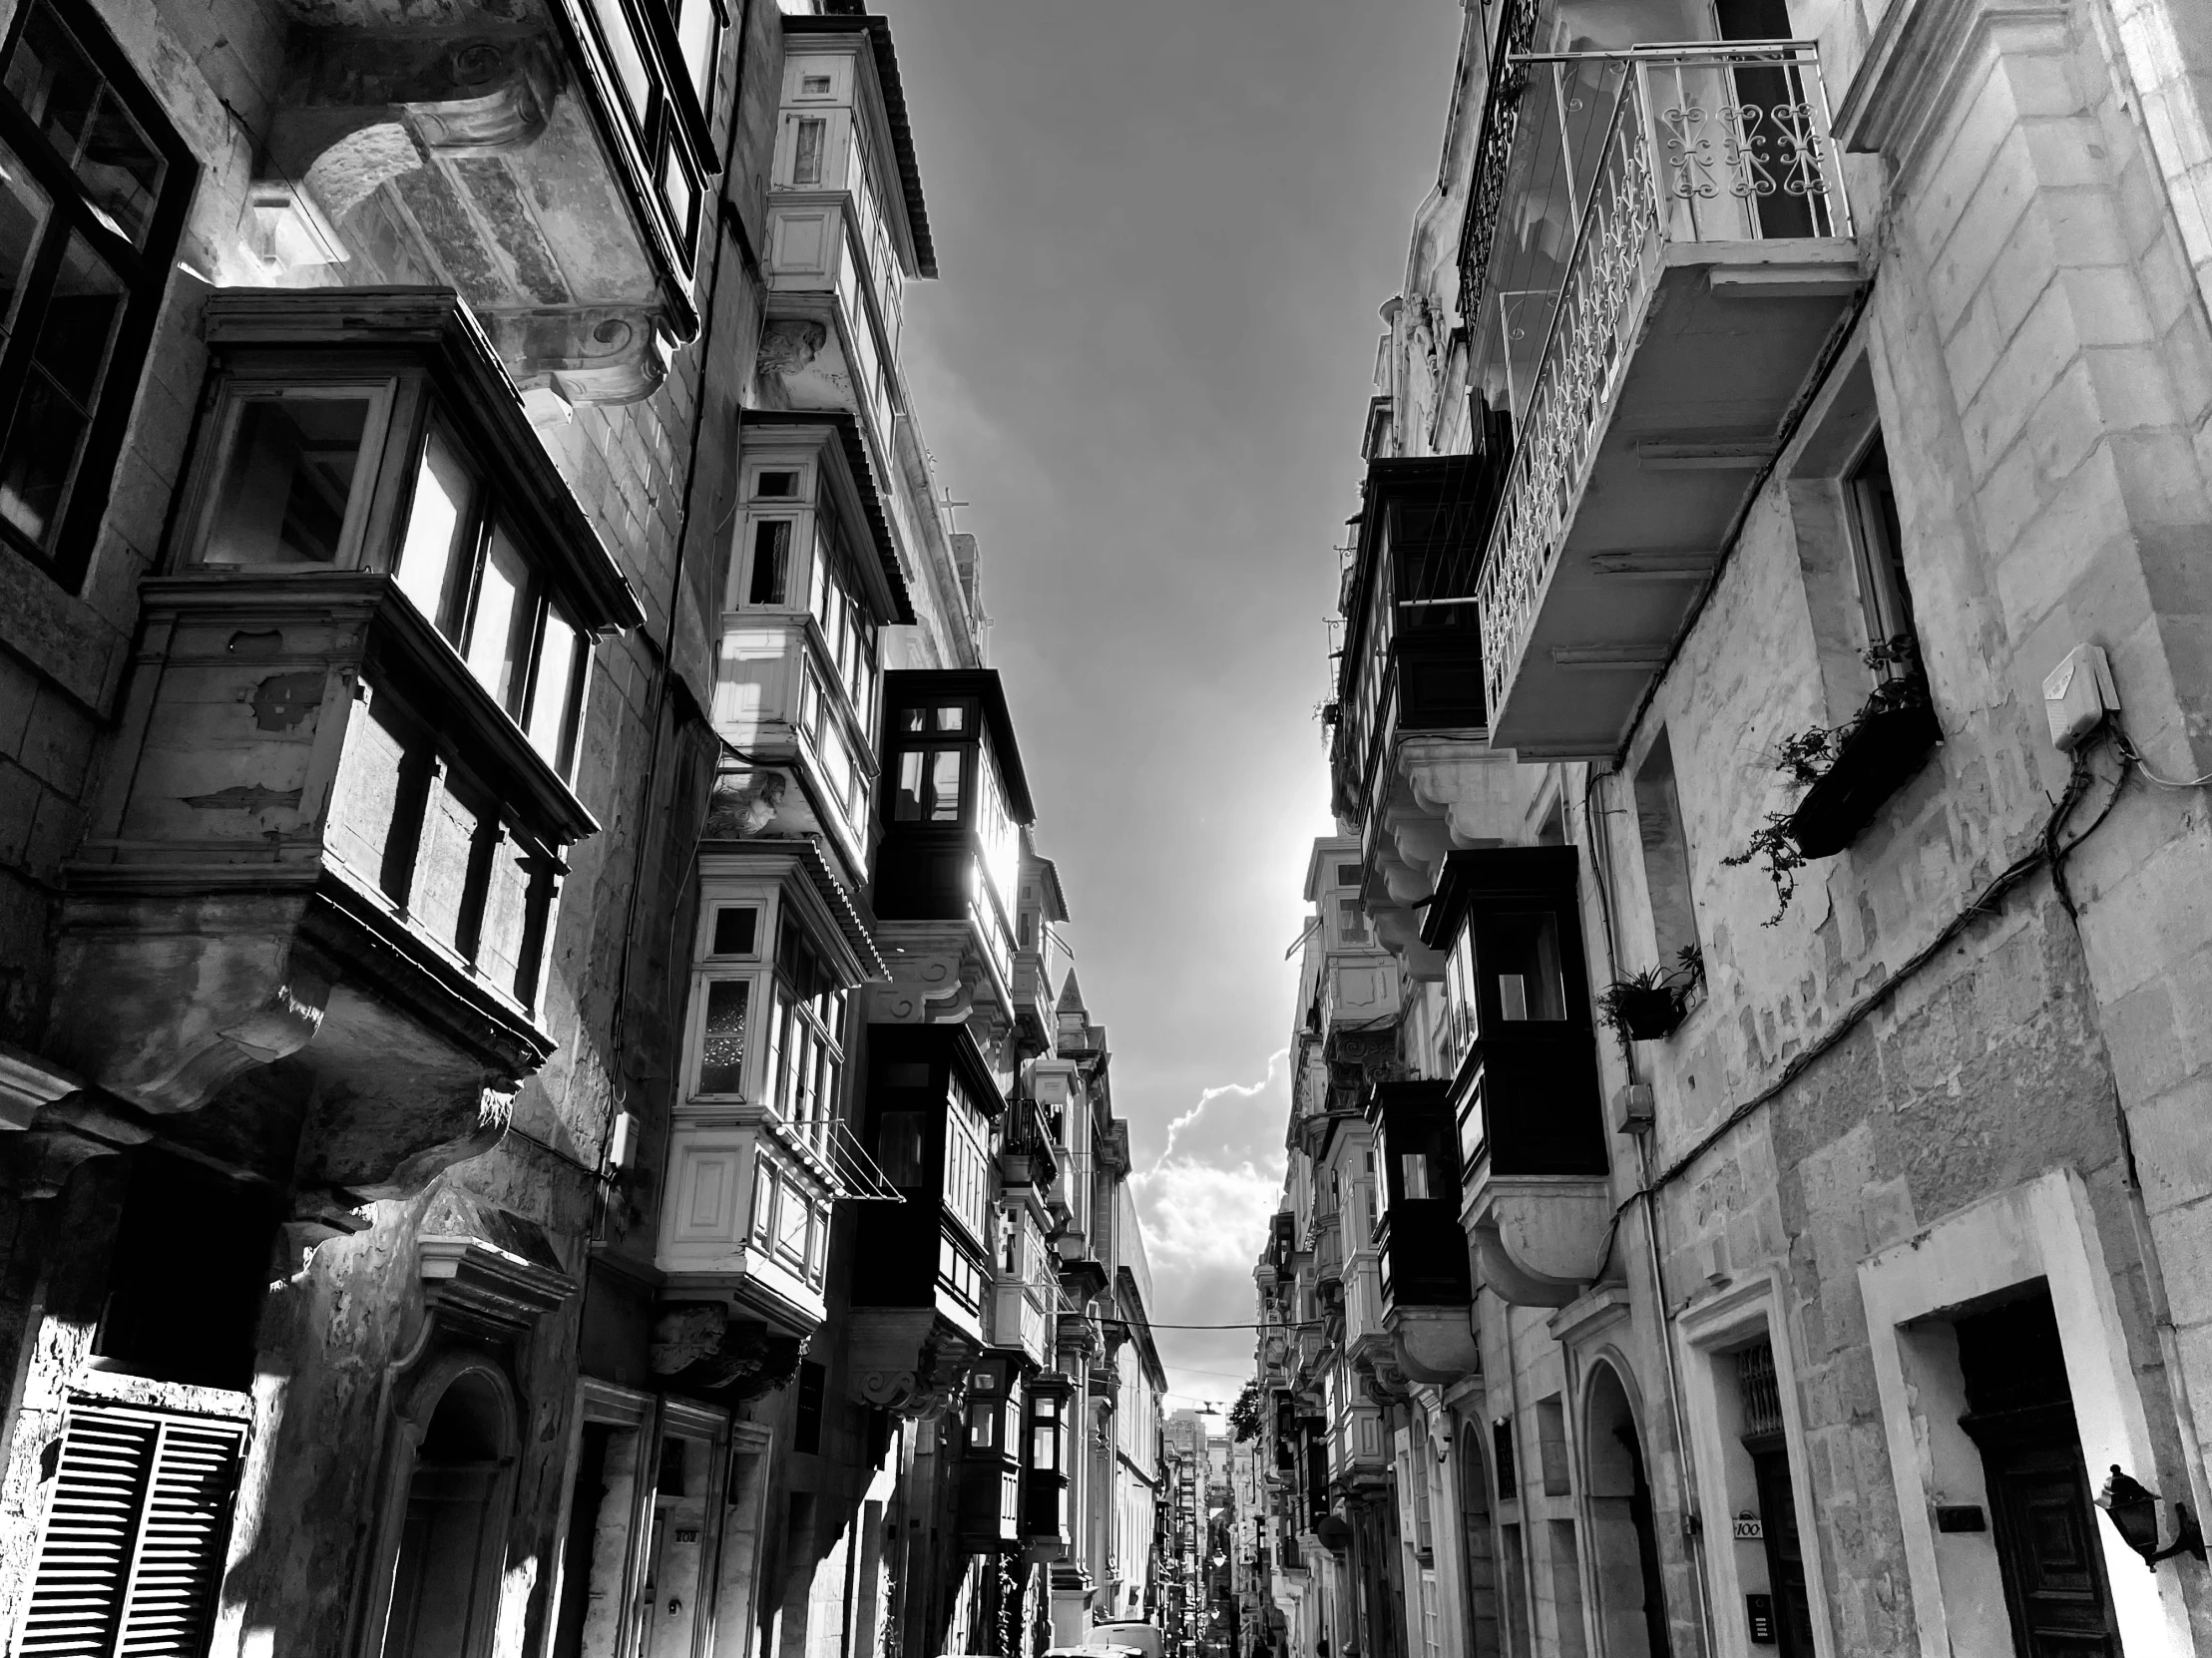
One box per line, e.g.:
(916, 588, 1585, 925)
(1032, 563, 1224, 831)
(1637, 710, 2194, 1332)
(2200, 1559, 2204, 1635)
(32, 228, 121, 403)
(673, 0, 715, 110)
(1479, 912, 1566, 1022)
(204, 396, 371, 566)
(774, 1174, 808, 1263)
(0, 148, 51, 341)
(754, 470, 795, 498)
(586, 0, 651, 120)
(696, 979, 748, 1093)
(660, 137, 694, 247)
(464, 525, 532, 709)
(747, 519, 789, 605)
(927, 748, 964, 822)
(895, 749, 924, 820)
(876, 1110, 923, 1188)
(710, 906, 757, 957)
(0, 234, 120, 551)
(793, 117, 824, 187)
(749, 1159, 774, 1248)
(525, 603, 581, 768)
(396, 425, 476, 634)
(7, 2, 165, 246)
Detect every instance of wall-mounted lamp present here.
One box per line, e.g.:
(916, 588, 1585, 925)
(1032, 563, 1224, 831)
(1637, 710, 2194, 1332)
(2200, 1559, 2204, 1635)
(2095, 1465, 2205, 1569)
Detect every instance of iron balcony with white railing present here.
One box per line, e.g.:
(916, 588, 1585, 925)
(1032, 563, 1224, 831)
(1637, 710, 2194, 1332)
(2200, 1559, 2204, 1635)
(1465, 41, 1861, 758)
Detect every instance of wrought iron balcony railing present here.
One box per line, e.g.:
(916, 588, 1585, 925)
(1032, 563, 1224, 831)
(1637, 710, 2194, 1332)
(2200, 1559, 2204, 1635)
(1469, 42, 1854, 742)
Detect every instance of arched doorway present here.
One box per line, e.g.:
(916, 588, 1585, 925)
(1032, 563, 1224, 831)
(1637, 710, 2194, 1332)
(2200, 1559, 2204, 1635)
(1584, 1363, 1668, 1658)
(383, 1369, 516, 1657)
(1456, 1420, 1500, 1655)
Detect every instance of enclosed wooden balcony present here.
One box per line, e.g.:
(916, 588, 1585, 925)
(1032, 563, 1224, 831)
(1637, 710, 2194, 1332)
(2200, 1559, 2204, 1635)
(1468, 43, 1862, 757)
(757, 13, 935, 460)
(1424, 847, 1612, 1307)
(1366, 1079, 1481, 1383)
(51, 290, 642, 1203)
(848, 1024, 1003, 1412)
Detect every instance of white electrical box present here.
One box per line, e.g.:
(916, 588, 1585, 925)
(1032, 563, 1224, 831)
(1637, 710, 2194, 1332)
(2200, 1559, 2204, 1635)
(2043, 644, 2117, 751)
(607, 1110, 640, 1172)
(1614, 1082, 1654, 1136)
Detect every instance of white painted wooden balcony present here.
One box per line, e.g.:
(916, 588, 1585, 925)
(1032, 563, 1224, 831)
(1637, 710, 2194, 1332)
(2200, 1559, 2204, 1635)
(1469, 43, 1861, 757)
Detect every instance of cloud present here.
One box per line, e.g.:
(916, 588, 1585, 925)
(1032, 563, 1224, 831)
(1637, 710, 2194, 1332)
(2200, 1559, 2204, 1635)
(1135, 1158, 1282, 1276)
(1150, 1047, 1290, 1167)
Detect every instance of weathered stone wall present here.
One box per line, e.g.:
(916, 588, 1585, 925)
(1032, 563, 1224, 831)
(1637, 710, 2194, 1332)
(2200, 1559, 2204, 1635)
(1379, 1, 2212, 1653)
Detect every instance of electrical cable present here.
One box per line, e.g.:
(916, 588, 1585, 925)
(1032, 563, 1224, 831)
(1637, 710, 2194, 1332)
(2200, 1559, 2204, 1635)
(2112, 719, 2212, 790)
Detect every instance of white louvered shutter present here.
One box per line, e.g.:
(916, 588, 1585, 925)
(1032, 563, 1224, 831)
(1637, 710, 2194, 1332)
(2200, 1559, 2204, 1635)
(19, 1403, 246, 1657)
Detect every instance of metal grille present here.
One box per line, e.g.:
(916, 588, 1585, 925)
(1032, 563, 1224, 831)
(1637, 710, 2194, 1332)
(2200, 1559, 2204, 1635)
(1737, 1340, 1785, 1440)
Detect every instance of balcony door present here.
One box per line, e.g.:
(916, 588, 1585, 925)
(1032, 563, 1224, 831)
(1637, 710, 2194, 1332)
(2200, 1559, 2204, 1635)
(1712, 0, 1828, 239)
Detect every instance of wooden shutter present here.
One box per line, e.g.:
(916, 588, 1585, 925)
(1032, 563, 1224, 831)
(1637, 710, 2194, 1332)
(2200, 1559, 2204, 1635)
(20, 1402, 246, 1657)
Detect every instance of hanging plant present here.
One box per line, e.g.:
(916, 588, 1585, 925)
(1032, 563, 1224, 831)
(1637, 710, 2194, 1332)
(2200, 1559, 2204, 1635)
(1722, 811, 1812, 928)
(1725, 654, 1941, 924)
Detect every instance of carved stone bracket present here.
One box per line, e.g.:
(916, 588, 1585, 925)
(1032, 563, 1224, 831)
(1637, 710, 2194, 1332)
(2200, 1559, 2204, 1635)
(870, 920, 1017, 1060)
(652, 1304, 807, 1403)
(1389, 1306, 1482, 1387)
(846, 1308, 981, 1418)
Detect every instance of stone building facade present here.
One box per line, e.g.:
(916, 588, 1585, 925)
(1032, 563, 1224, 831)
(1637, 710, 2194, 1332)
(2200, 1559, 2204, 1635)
(0, 0, 1165, 1652)
(1252, 0, 2212, 1656)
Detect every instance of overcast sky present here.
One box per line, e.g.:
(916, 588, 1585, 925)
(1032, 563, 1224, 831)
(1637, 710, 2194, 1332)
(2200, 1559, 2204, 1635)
(888, 0, 1463, 1410)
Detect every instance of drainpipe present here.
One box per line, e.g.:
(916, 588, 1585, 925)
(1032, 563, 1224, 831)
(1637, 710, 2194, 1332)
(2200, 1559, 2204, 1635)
(1579, 765, 1718, 1655)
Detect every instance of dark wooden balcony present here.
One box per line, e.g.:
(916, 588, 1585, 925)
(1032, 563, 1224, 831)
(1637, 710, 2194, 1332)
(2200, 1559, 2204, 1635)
(1424, 847, 1613, 1306)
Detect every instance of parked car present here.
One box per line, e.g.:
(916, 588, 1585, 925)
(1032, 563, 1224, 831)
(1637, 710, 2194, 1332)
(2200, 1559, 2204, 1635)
(1089, 1624, 1167, 1658)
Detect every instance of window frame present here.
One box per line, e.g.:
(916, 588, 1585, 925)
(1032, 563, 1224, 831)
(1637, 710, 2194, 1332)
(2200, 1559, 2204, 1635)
(0, 0, 194, 590)
(577, 0, 723, 265)
(1843, 432, 1919, 680)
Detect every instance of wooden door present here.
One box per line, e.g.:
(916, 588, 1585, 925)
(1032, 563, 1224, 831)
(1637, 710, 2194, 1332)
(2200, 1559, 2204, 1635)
(1969, 1412, 2121, 1658)
(1745, 1443, 1816, 1658)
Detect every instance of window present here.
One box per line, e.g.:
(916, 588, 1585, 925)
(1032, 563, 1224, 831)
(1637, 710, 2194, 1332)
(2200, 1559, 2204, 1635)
(792, 1361, 825, 1455)
(792, 116, 825, 186)
(96, 1148, 281, 1391)
(388, 418, 591, 774)
(580, 0, 714, 258)
(710, 905, 758, 957)
(203, 392, 375, 565)
(1443, 927, 1479, 1076)
(1633, 730, 1701, 970)
(695, 980, 747, 1093)
(0, 0, 190, 586)
(893, 703, 971, 823)
(1337, 862, 1362, 889)
(18, 1402, 247, 1654)
(1845, 436, 1918, 676)
(943, 1074, 991, 1244)
(665, 0, 720, 119)
(1401, 1153, 1431, 1201)
(760, 916, 845, 1148)
(1476, 913, 1565, 1023)
(747, 519, 792, 605)
(1337, 896, 1370, 947)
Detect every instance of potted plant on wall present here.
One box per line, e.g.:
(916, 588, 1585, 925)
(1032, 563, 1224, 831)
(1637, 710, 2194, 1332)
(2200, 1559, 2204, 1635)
(1596, 946, 1704, 1042)
(1725, 639, 1942, 924)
